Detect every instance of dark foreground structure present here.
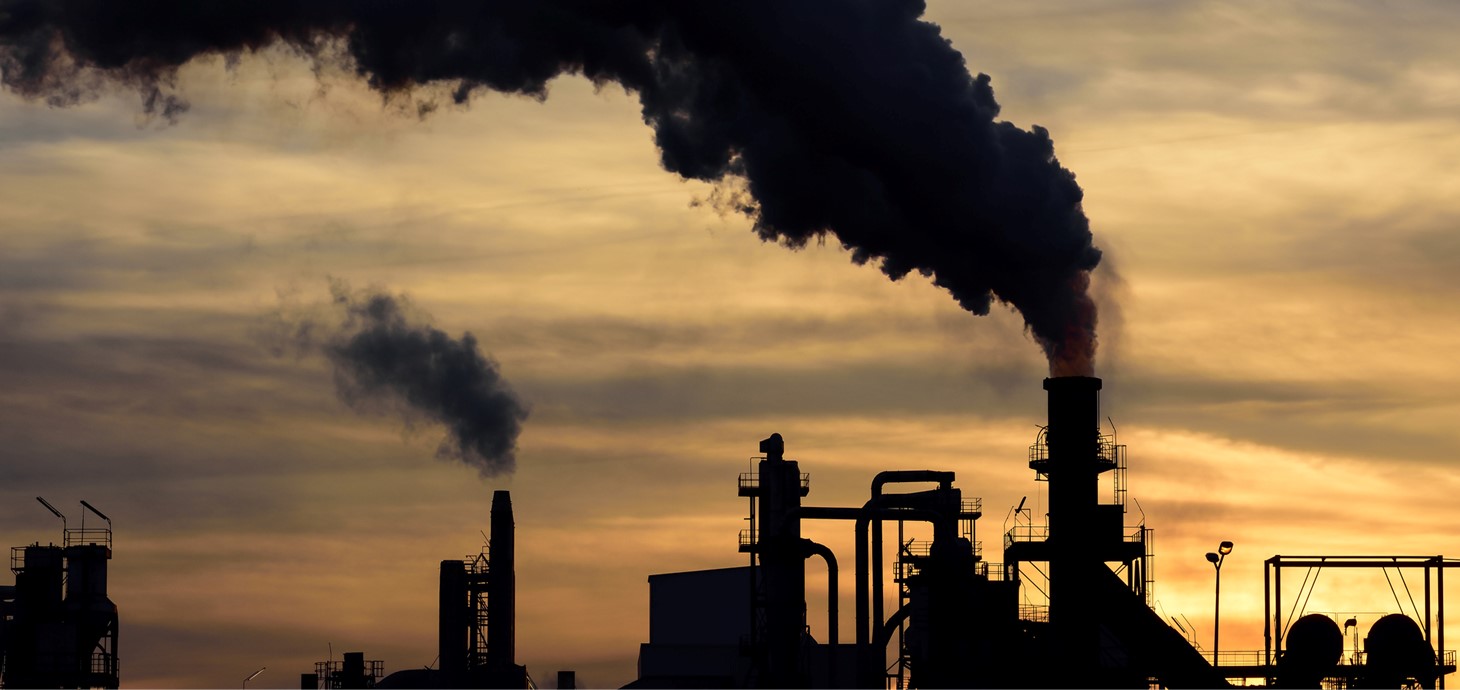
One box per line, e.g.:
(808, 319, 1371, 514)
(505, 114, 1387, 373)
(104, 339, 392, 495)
(296, 376, 1458, 689)
(0, 500, 119, 689)
(303, 491, 530, 690)
(629, 376, 1458, 688)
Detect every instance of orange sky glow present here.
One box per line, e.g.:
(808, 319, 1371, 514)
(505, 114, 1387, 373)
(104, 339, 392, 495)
(3, 1, 1460, 687)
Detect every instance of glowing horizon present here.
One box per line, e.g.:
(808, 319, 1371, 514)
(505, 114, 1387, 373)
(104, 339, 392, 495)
(4, 1, 1460, 687)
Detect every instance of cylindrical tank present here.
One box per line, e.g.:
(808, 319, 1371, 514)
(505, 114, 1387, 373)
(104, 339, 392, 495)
(1362, 613, 1436, 688)
(1278, 614, 1342, 688)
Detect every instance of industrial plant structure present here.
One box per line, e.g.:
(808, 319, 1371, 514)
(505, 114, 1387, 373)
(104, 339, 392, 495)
(5, 377, 1457, 688)
(628, 376, 1457, 688)
(0, 499, 119, 689)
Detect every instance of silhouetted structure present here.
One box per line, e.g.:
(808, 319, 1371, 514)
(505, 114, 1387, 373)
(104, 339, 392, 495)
(366, 490, 529, 689)
(291, 376, 1460, 689)
(1261, 557, 1458, 688)
(632, 377, 1232, 687)
(305, 651, 384, 689)
(0, 499, 119, 689)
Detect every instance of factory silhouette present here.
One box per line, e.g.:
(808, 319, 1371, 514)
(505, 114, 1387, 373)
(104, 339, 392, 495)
(5, 375, 1455, 689)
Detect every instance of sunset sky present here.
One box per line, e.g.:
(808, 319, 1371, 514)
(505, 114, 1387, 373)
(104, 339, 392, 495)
(4, 1, 1460, 687)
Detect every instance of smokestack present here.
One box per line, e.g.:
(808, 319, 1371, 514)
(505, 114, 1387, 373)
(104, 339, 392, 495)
(487, 490, 515, 672)
(1043, 375, 1102, 540)
(1042, 375, 1103, 672)
(2, 1, 1104, 373)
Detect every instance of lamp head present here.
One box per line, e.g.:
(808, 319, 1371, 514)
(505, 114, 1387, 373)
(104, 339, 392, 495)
(1218, 541, 1234, 555)
(1205, 552, 1220, 564)
(1344, 618, 1358, 629)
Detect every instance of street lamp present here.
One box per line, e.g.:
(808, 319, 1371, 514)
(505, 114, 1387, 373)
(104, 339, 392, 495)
(244, 666, 266, 689)
(1205, 541, 1234, 666)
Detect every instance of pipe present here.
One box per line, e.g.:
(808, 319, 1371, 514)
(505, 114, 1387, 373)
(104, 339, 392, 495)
(869, 472, 954, 642)
(864, 490, 957, 650)
(855, 503, 939, 690)
(873, 604, 914, 666)
(800, 539, 839, 647)
(802, 539, 838, 688)
(789, 503, 948, 687)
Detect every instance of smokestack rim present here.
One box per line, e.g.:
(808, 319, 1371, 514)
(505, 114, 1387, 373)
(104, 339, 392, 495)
(1042, 375, 1102, 392)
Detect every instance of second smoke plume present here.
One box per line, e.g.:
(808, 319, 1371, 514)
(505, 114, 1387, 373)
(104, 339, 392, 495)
(286, 283, 529, 477)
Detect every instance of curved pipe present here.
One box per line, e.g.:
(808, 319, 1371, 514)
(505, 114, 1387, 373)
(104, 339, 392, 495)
(859, 493, 960, 648)
(869, 472, 954, 644)
(872, 470, 955, 495)
(800, 539, 838, 647)
(855, 505, 939, 649)
(802, 539, 838, 688)
(873, 603, 914, 664)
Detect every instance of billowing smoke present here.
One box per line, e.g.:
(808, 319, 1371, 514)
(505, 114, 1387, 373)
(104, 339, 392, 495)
(1, 0, 1101, 374)
(272, 282, 529, 477)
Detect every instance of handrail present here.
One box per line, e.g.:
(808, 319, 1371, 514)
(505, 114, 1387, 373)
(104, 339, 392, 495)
(738, 472, 811, 490)
(64, 527, 112, 549)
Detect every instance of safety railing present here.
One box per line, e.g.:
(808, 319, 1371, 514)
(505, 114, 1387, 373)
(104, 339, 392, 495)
(1028, 432, 1122, 466)
(1004, 525, 1050, 549)
(65, 527, 112, 549)
(738, 528, 757, 548)
(1202, 650, 1264, 667)
(1018, 604, 1049, 623)
(738, 472, 811, 491)
(89, 651, 118, 675)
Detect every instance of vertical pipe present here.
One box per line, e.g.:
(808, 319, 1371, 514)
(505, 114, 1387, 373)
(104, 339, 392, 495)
(1264, 559, 1271, 670)
(855, 513, 870, 650)
(897, 519, 906, 690)
(873, 518, 883, 652)
(439, 560, 468, 686)
(1430, 560, 1442, 688)
(1275, 558, 1283, 677)
(487, 491, 515, 671)
(1427, 563, 1434, 653)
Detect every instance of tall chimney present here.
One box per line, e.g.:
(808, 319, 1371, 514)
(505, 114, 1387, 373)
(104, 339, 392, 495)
(1042, 376, 1103, 671)
(487, 490, 515, 672)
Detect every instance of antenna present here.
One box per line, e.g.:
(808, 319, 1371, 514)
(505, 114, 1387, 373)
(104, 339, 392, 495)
(36, 496, 66, 534)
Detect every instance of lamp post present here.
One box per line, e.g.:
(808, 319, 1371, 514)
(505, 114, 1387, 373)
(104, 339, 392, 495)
(1205, 541, 1233, 667)
(244, 666, 266, 689)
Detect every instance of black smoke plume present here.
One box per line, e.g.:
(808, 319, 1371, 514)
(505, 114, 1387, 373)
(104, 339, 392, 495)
(1, 0, 1101, 374)
(272, 283, 529, 477)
